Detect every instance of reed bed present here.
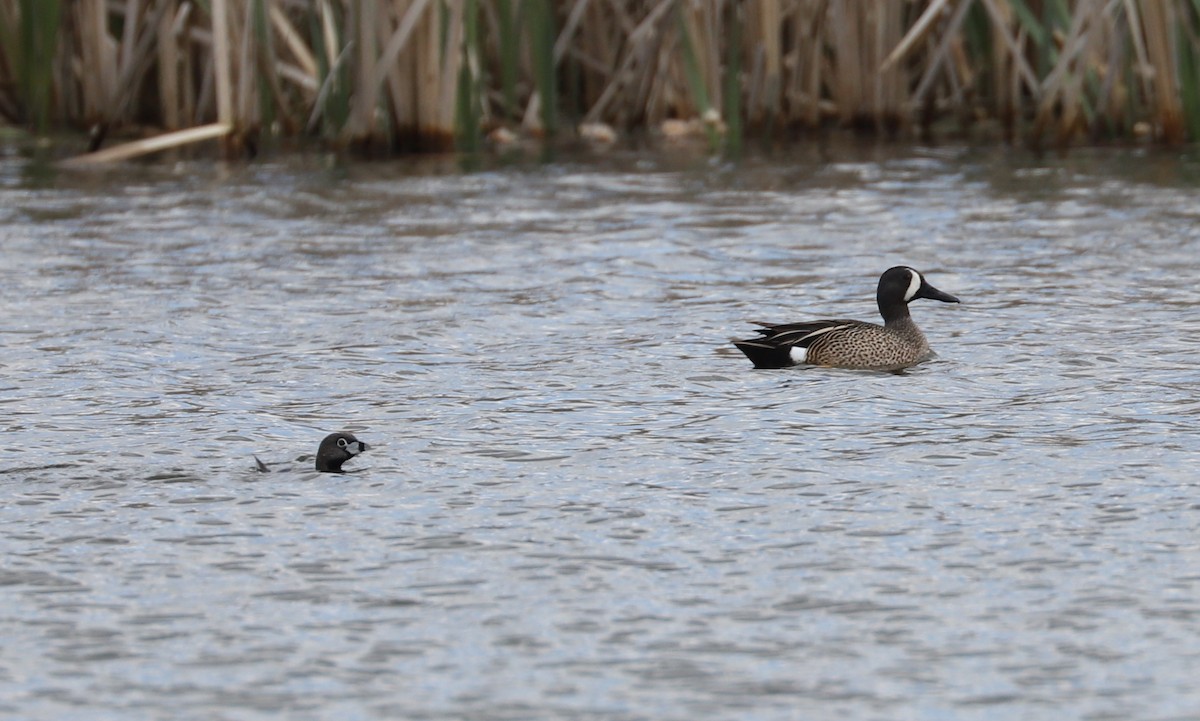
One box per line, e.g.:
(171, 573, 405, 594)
(3, 0, 1200, 157)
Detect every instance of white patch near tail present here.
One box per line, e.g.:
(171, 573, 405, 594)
(903, 268, 922, 301)
(789, 346, 808, 364)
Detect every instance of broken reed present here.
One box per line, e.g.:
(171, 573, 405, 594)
(3, 0, 1200, 154)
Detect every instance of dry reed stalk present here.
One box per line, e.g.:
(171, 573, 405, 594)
(212, 0, 234, 128)
(640, 34, 666, 125)
(1033, 1, 1090, 143)
(786, 0, 827, 128)
(78, 0, 115, 122)
(641, 23, 677, 126)
(979, 0, 1040, 93)
(555, 0, 590, 63)
(1091, 8, 1128, 133)
(363, 0, 461, 149)
(580, 0, 674, 123)
(882, 0, 951, 71)
(876, 0, 906, 132)
(1138, 0, 1185, 142)
(270, 4, 317, 80)
(678, 0, 717, 118)
(909, 0, 974, 107)
(756, 0, 781, 126)
(119, 0, 137, 73)
(113, 1, 173, 122)
(1122, 0, 1153, 86)
(830, 0, 866, 127)
(14, 0, 1200, 153)
(175, 3, 197, 127)
(631, 9, 673, 124)
(417, 1, 438, 133)
(991, 0, 1017, 138)
(829, 0, 907, 130)
(235, 0, 255, 128)
(59, 122, 233, 165)
(438, 0, 465, 133)
(575, 1, 620, 125)
(345, 0, 379, 143)
(372, 0, 432, 102)
(739, 2, 768, 125)
(949, 32, 972, 104)
(157, 2, 179, 129)
(1064, 4, 1104, 143)
(380, 0, 411, 138)
(747, 3, 775, 126)
(251, 0, 290, 134)
(318, 0, 339, 71)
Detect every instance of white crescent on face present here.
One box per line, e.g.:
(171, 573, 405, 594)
(902, 267, 922, 302)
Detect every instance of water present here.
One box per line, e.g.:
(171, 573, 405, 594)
(2, 143, 1199, 720)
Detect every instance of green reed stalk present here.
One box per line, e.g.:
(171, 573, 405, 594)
(16, 0, 62, 133)
(0, 4, 21, 123)
(723, 3, 742, 155)
(675, 4, 709, 110)
(527, 0, 557, 135)
(456, 0, 482, 152)
(1183, 5, 1200, 140)
(676, 3, 718, 149)
(496, 0, 519, 122)
(308, 0, 350, 137)
(1006, 0, 1048, 68)
(252, 0, 276, 133)
(306, 4, 329, 134)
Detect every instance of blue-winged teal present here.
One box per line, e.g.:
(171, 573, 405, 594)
(733, 266, 959, 371)
(255, 432, 369, 474)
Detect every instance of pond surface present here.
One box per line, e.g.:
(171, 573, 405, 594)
(2, 142, 1199, 721)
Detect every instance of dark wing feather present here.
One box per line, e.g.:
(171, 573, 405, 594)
(733, 319, 868, 369)
(753, 319, 862, 345)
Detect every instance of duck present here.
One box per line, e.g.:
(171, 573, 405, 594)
(254, 432, 369, 474)
(733, 266, 959, 371)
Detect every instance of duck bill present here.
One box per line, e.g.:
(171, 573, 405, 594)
(918, 281, 959, 304)
(349, 441, 367, 455)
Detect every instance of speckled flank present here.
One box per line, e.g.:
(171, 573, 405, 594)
(804, 317, 931, 370)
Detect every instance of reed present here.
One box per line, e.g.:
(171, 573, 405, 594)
(456, 0, 482, 152)
(492, 0, 519, 123)
(3, 0, 62, 133)
(9, 0, 1200, 159)
(526, 0, 557, 135)
(676, 0, 718, 147)
(722, 1, 742, 154)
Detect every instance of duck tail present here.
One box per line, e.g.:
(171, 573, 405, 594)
(732, 339, 794, 369)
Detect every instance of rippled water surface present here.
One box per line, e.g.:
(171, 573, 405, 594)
(2, 144, 1200, 720)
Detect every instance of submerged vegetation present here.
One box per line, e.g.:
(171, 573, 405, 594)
(2, 0, 1200, 157)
